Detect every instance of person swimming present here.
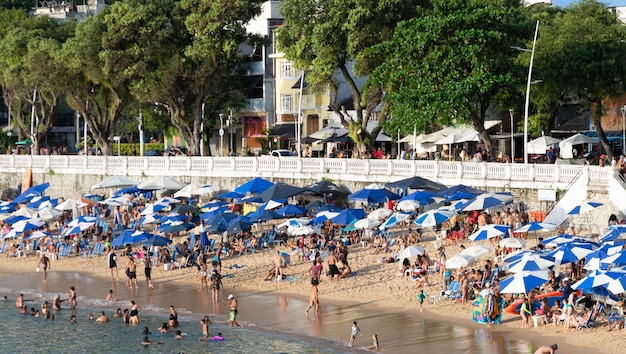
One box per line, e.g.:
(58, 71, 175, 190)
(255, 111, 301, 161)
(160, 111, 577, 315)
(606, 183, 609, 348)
(211, 333, 225, 341)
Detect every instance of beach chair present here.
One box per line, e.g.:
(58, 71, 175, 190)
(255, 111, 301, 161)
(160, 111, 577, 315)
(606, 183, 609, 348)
(16, 242, 25, 258)
(444, 281, 461, 301)
(0, 241, 7, 254)
(62, 244, 72, 257)
(576, 307, 597, 330)
(432, 231, 446, 250)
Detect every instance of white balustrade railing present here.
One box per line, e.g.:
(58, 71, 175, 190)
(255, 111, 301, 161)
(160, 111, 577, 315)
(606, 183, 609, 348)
(0, 155, 611, 190)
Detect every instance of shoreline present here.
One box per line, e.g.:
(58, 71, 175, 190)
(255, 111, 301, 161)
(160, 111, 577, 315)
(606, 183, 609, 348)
(0, 242, 607, 354)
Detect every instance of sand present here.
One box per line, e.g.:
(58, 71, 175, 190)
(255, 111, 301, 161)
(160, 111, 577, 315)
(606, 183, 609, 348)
(0, 229, 615, 354)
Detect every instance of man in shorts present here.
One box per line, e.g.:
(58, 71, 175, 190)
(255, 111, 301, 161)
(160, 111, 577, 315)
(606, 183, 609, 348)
(228, 294, 240, 327)
(309, 260, 320, 286)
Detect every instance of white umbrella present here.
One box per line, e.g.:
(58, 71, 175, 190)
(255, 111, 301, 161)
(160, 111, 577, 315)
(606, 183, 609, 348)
(174, 183, 214, 198)
(460, 192, 514, 211)
(499, 238, 526, 249)
(397, 200, 422, 212)
(24, 230, 52, 240)
(354, 218, 381, 229)
(460, 245, 490, 259)
(12, 207, 37, 218)
(54, 199, 88, 211)
(91, 176, 139, 189)
(396, 246, 426, 260)
(287, 225, 316, 236)
(446, 254, 475, 269)
(513, 222, 557, 233)
(567, 201, 603, 215)
(37, 207, 62, 221)
(99, 196, 132, 206)
(367, 208, 393, 220)
(137, 176, 185, 190)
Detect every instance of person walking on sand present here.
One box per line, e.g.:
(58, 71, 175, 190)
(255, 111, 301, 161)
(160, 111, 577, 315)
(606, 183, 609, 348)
(107, 248, 119, 281)
(68, 286, 77, 309)
(38, 254, 50, 283)
(228, 294, 240, 327)
(144, 252, 152, 288)
(534, 344, 558, 354)
(305, 283, 320, 317)
(348, 321, 362, 347)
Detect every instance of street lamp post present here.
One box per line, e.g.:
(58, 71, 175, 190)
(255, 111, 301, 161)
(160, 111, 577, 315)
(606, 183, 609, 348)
(200, 103, 205, 156)
(219, 113, 224, 156)
(621, 104, 626, 155)
(509, 109, 515, 162)
(228, 109, 234, 156)
(523, 20, 539, 164)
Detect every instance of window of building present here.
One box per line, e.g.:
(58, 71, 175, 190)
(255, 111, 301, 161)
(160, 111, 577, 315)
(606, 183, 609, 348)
(281, 94, 294, 112)
(244, 116, 266, 137)
(281, 61, 293, 78)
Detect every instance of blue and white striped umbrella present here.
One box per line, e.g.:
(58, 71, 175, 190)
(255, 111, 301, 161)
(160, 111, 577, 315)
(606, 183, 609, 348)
(597, 241, 626, 256)
(468, 224, 510, 241)
(541, 234, 585, 246)
(499, 270, 550, 294)
(567, 201, 603, 215)
(379, 212, 411, 230)
(459, 192, 514, 211)
(507, 253, 554, 272)
(414, 210, 454, 228)
(584, 250, 610, 271)
(600, 225, 626, 242)
(572, 269, 626, 290)
(600, 251, 626, 267)
(547, 244, 595, 265)
(605, 275, 626, 295)
(513, 222, 557, 233)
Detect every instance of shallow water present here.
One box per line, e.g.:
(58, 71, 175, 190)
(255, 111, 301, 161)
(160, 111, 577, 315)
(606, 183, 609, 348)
(0, 271, 537, 353)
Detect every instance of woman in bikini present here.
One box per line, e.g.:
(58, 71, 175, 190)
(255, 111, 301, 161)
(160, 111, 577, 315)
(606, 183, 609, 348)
(129, 300, 141, 325)
(68, 286, 77, 309)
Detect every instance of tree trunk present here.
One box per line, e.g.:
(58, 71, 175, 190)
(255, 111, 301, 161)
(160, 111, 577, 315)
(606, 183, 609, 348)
(471, 115, 492, 157)
(593, 102, 612, 160)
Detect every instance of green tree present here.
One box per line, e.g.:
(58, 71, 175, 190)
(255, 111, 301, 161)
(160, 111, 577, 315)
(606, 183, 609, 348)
(0, 14, 73, 154)
(107, 0, 260, 156)
(276, 0, 426, 152)
(369, 0, 523, 154)
(57, 7, 136, 156)
(532, 0, 626, 159)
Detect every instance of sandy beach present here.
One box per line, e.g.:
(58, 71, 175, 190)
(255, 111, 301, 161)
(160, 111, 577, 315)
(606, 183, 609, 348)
(0, 226, 615, 354)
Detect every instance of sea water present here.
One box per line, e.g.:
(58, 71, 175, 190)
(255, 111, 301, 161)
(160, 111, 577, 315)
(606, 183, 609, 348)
(0, 297, 339, 354)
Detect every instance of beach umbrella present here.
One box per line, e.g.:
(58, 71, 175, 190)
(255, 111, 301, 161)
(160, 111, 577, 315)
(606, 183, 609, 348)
(0, 201, 16, 213)
(310, 211, 341, 225)
(161, 213, 189, 224)
(204, 212, 238, 226)
(100, 196, 132, 206)
(199, 206, 230, 220)
(217, 191, 245, 200)
(259, 183, 309, 202)
(158, 222, 194, 233)
(23, 230, 52, 240)
(541, 234, 585, 247)
(398, 190, 437, 203)
(600, 251, 626, 267)
(277, 218, 310, 229)
(396, 200, 421, 212)
(36, 207, 62, 222)
(137, 176, 185, 190)
(287, 225, 316, 236)
(367, 208, 393, 220)
(91, 176, 139, 190)
(304, 200, 327, 212)
(348, 184, 400, 203)
(567, 201, 603, 215)
(12, 207, 37, 218)
(306, 180, 351, 195)
(499, 270, 550, 294)
(11, 219, 45, 233)
(499, 237, 526, 249)
(354, 218, 381, 229)
(605, 276, 626, 295)
(227, 218, 252, 234)
(414, 210, 454, 227)
(599, 226, 626, 242)
(572, 269, 626, 290)
(527, 136, 562, 154)
(331, 209, 367, 225)
(140, 203, 169, 216)
(459, 192, 514, 211)
(234, 177, 275, 195)
(379, 212, 411, 230)
(4, 215, 29, 225)
(396, 246, 426, 260)
(247, 209, 283, 223)
(460, 245, 491, 259)
(547, 244, 595, 265)
(171, 204, 197, 214)
(502, 250, 535, 264)
(275, 204, 307, 217)
(468, 224, 510, 241)
(174, 183, 214, 198)
(2, 229, 19, 239)
(26, 196, 51, 209)
(54, 199, 88, 211)
(13, 182, 51, 203)
(440, 192, 477, 203)
(201, 200, 227, 209)
(596, 242, 626, 257)
(140, 214, 162, 225)
(435, 184, 485, 199)
(445, 254, 475, 269)
(385, 176, 446, 193)
(507, 253, 554, 272)
(584, 250, 610, 271)
(157, 197, 182, 205)
(513, 222, 557, 233)
(142, 235, 172, 247)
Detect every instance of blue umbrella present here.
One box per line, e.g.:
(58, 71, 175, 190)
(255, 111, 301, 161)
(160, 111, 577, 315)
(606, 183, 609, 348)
(541, 234, 584, 246)
(234, 177, 274, 195)
(441, 191, 478, 203)
(218, 191, 245, 200)
(13, 182, 50, 204)
(0, 201, 16, 213)
(513, 222, 557, 233)
(600, 251, 626, 267)
(201, 200, 228, 209)
(331, 208, 366, 225)
(276, 204, 307, 217)
(199, 232, 210, 247)
(111, 230, 150, 247)
(499, 270, 550, 294)
(599, 225, 626, 242)
(26, 196, 51, 209)
(379, 212, 412, 230)
(227, 219, 252, 234)
(161, 213, 189, 224)
(435, 184, 485, 199)
(414, 210, 454, 227)
(142, 235, 172, 247)
(348, 184, 400, 203)
(204, 212, 238, 226)
(468, 224, 510, 241)
(157, 222, 194, 233)
(206, 221, 228, 233)
(567, 201, 603, 215)
(584, 250, 610, 271)
(200, 206, 230, 220)
(247, 210, 283, 223)
(399, 191, 436, 203)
